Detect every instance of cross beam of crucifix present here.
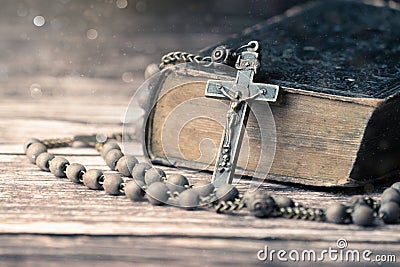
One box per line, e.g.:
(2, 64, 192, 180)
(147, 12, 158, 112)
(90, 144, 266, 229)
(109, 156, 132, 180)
(205, 41, 279, 187)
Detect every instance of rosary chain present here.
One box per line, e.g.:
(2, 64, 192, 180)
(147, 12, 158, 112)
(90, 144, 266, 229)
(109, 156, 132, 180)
(19, 39, 400, 227)
(24, 135, 400, 226)
(213, 195, 245, 213)
(279, 204, 326, 221)
(39, 132, 138, 151)
(158, 41, 261, 70)
(40, 137, 74, 149)
(159, 51, 211, 69)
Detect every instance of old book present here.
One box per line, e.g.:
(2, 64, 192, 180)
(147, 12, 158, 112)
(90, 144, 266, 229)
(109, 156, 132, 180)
(143, 0, 400, 187)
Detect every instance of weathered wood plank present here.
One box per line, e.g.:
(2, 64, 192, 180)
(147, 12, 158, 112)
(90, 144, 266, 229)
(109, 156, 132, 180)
(0, 99, 130, 124)
(0, 235, 398, 267)
(0, 4, 399, 263)
(145, 72, 387, 187)
(1, 96, 399, 265)
(1, 153, 398, 244)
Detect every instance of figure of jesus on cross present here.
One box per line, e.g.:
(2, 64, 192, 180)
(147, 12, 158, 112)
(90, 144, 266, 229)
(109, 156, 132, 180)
(205, 41, 280, 187)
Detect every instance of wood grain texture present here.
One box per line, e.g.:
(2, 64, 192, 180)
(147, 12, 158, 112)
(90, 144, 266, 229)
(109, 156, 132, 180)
(1, 99, 400, 265)
(1, 1, 400, 264)
(146, 72, 385, 186)
(0, 235, 399, 267)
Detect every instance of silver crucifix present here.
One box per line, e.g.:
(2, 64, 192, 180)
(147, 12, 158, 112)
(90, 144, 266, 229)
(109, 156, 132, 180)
(205, 41, 279, 187)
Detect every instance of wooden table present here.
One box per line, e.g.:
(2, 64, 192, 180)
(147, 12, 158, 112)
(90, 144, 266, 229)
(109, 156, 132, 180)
(2, 94, 400, 267)
(1, 4, 399, 266)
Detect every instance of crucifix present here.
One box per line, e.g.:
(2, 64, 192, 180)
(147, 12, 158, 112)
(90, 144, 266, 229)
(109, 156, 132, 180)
(205, 41, 280, 187)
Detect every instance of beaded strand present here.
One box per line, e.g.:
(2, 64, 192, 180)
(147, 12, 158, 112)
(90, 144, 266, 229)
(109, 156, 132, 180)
(24, 136, 400, 227)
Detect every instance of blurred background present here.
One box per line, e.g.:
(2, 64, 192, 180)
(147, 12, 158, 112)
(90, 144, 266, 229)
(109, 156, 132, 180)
(0, 0, 310, 100)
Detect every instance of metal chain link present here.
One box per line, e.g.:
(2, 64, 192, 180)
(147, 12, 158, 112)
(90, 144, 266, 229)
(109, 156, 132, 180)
(211, 194, 326, 221)
(158, 41, 261, 70)
(40, 137, 74, 149)
(159, 51, 211, 69)
(279, 204, 326, 221)
(25, 134, 397, 226)
(39, 132, 137, 151)
(23, 38, 396, 227)
(214, 197, 245, 213)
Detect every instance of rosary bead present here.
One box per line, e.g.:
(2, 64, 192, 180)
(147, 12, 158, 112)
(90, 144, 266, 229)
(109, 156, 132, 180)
(381, 188, 400, 205)
(66, 163, 86, 183)
(103, 173, 123, 195)
(35, 152, 55, 171)
(325, 203, 351, 224)
(144, 167, 166, 186)
(178, 189, 200, 210)
(165, 174, 189, 193)
(82, 169, 104, 190)
(26, 142, 47, 164)
(192, 180, 215, 198)
(391, 182, 400, 192)
(125, 180, 146, 201)
(379, 201, 400, 224)
(273, 196, 295, 208)
(100, 142, 120, 158)
(131, 162, 152, 182)
(351, 205, 374, 226)
(23, 138, 41, 153)
(245, 190, 276, 218)
(115, 155, 139, 177)
(215, 184, 239, 202)
(105, 149, 124, 171)
(146, 182, 169, 205)
(49, 157, 69, 178)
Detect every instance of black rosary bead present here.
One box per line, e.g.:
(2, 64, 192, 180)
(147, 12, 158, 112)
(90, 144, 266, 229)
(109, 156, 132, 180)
(215, 184, 239, 202)
(379, 201, 400, 224)
(246, 190, 276, 218)
(23, 138, 41, 153)
(49, 157, 69, 178)
(325, 203, 351, 224)
(100, 142, 120, 158)
(351, 205, 375, 226)
(35, 152, 55, 171)
(192, 180, 215, 198)
(125, 180, 146, 202)
(131, 162, 152, 182)
(178, 189, 200, 210)
(381, 188, 400, 205)
(144, 168, 166, 186)
(115, 155, 139, 177)
(66, 163, 86, 183)
(103, 173, 124, 195)
(26, 142, 47, 164)
(104, 149, 124, 171)
(165, 174, 189, 193)
(82, 169, 104, 190)
(146, 182, 169, 205)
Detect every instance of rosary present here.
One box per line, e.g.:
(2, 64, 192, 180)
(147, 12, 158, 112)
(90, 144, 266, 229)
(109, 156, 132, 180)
(24, 41, 400, 227)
